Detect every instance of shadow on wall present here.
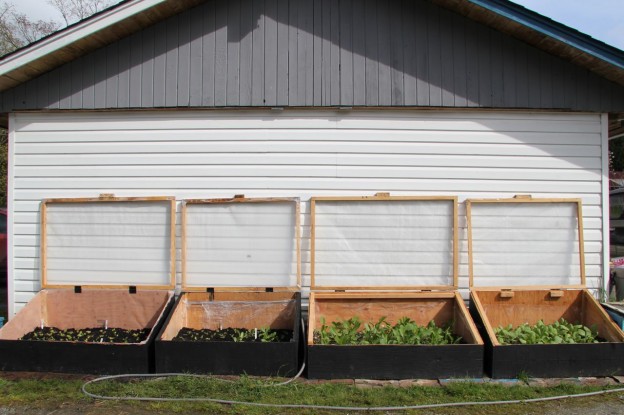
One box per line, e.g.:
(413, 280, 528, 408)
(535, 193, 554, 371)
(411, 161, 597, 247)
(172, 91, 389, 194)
(3, 0, 622, 112)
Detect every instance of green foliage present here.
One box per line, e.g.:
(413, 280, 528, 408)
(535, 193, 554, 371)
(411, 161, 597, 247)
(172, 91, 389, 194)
(314, 316, 462, 345)
(610, 137, 624, 173)
(231, 328, 254, 342)
(258, 327, 278, 343)
(495, 319, 601, 345)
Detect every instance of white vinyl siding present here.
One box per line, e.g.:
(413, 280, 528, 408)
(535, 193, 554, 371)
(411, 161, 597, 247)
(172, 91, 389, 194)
(8, 110, 605, 314)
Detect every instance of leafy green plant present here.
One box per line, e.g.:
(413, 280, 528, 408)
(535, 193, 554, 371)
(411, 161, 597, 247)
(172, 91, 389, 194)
(314, 316, 462, 345)
(327, 316, 362, 345)
(230, 328, 253, 342)
(494, 319, 601, 345)
(258, 327, 278, 342)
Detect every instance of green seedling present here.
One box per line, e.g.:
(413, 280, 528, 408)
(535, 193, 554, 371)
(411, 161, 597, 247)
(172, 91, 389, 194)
(258, 327, 278, 342)
(495, 318, 601, 345)
(314, 316, 462, 345)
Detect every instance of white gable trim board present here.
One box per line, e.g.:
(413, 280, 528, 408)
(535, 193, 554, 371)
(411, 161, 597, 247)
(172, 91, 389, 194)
(7, 109, 607, 315)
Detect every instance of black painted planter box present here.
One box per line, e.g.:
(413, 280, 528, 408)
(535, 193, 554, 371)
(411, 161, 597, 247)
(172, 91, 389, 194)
(306, 292, 484, 379)
(156, 291, 301, 376)
(470, 289, 624, 378)
(0, 289, 175, 374)
(308, 343, 482, 380)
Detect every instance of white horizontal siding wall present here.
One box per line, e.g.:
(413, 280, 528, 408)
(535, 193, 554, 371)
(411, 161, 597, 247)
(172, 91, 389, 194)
(8, 110, 606, 315)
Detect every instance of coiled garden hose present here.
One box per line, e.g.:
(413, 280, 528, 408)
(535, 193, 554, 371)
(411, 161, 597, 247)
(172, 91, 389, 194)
(81, 318, 624, 411)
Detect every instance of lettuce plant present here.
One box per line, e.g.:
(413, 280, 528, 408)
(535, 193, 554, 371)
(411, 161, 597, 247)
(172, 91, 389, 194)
(495, 319, 601, 345)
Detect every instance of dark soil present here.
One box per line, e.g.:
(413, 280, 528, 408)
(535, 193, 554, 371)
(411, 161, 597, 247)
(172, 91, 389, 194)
(20, 327, 151, 343)
(173, 327, 293, 342)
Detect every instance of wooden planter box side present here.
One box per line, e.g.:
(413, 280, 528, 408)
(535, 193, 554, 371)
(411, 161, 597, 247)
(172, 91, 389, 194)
(0, 289, 175, 374)
(156, 291, 301, 376)
(470, 289, 624, 378)
(306, 292, 483, 379)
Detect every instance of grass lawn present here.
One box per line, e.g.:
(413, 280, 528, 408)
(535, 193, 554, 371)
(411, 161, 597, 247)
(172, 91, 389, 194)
(0, 373, 623, 414)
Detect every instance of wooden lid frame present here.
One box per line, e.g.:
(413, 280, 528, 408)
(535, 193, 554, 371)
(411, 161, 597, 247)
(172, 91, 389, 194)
(467, 196, 586, 290)
(40, 195, 177, 290)
(310, 194, 459, 291)
(181, 196, 301, 292)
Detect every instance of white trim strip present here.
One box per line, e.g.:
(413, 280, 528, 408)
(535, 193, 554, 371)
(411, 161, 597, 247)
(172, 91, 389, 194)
(601, 113, 610, 299)
(7, 113, 15, 317)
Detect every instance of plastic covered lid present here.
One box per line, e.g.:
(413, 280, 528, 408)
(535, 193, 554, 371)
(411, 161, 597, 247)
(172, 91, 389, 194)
(182, 197, 300, 291)
(311, 195, 458, 290)
(467, 198, 585, 289)
(41, 196, 176, 289)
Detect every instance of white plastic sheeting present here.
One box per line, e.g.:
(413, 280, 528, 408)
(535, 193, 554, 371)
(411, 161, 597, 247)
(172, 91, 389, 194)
(44, 200, 173, 286)
(313, 199, 455, 288)
(469, 202, 581, 287)
(184, 201, 298, 288)
(187, 299, 297, 330)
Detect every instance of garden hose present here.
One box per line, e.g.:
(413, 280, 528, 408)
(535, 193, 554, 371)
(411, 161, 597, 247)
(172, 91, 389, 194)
(81, 318, 624, 411)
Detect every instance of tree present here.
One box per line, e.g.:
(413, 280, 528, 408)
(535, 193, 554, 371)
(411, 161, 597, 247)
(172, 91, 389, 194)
(48, 0, 116, 27)
(0, 0, 117, 206)
(0, 2, 58, 55)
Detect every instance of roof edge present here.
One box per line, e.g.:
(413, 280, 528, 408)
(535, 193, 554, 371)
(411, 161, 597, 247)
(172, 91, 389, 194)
(0, 0, 166, 78)
(468, 0, 624, 70)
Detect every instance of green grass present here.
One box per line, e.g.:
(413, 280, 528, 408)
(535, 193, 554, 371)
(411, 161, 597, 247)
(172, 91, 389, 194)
(0, 374, 621, 415)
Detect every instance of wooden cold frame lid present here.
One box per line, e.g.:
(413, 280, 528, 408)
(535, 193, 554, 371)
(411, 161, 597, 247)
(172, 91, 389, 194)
(40, 195, 176, 290)
(181, 196, 301, 292)
(466, 196, 586, 290)
(310, 193, 459, 291)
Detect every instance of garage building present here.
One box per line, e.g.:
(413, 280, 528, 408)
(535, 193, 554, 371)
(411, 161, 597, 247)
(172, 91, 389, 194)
(2, 0, 624, 315)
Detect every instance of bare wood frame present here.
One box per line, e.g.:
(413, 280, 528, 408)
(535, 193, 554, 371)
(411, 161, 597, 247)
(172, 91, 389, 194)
(181, 196, 301, 292)
(310, 193, 459, 291)
(466, 196, 586, 290)
(40, 195, 177, 290)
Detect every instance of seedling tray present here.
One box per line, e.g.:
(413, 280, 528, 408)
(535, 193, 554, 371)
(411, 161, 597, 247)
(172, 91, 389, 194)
(0, 196, 177, 374)
(155, 197, 302, 376)
(467, 197, 624, 378)
(307, 194, 483, 380)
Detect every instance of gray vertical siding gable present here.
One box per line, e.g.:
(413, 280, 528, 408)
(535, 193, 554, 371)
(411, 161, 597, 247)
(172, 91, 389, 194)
(2, 0, 624, 112)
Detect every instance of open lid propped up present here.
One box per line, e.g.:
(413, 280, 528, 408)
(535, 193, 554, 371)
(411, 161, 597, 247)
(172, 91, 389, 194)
(467, 196, 585, 289)
(41, 195, 176, 290)
(311, 194, 458, 291)
(182, 196, 301, 291)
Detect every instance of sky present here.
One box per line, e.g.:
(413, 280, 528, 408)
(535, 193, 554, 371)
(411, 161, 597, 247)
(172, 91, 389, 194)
(8, 0, 624, 51)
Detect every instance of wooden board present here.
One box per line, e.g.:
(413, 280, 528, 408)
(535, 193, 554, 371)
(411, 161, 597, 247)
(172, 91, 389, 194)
(310, 194, 458, 291)
(159, 291, 299, 340)
(181, 196, 301, 291)
(308, 291, 482, 345)
(0, 289, 174, 341)
(41, 195, 176, 290)
(471, 288, 624, 345)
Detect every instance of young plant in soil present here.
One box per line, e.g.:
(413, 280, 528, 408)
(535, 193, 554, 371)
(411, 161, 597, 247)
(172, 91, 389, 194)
(313, 316, 462, 345)
(20, 327, 151, 343)
(494, 318, 602, 345)
(173, 327, 293, 342)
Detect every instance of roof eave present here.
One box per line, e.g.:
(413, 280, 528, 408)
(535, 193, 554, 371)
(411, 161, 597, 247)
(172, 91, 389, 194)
(0, 0, 204, 92)
(432, 0, 624, 86)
